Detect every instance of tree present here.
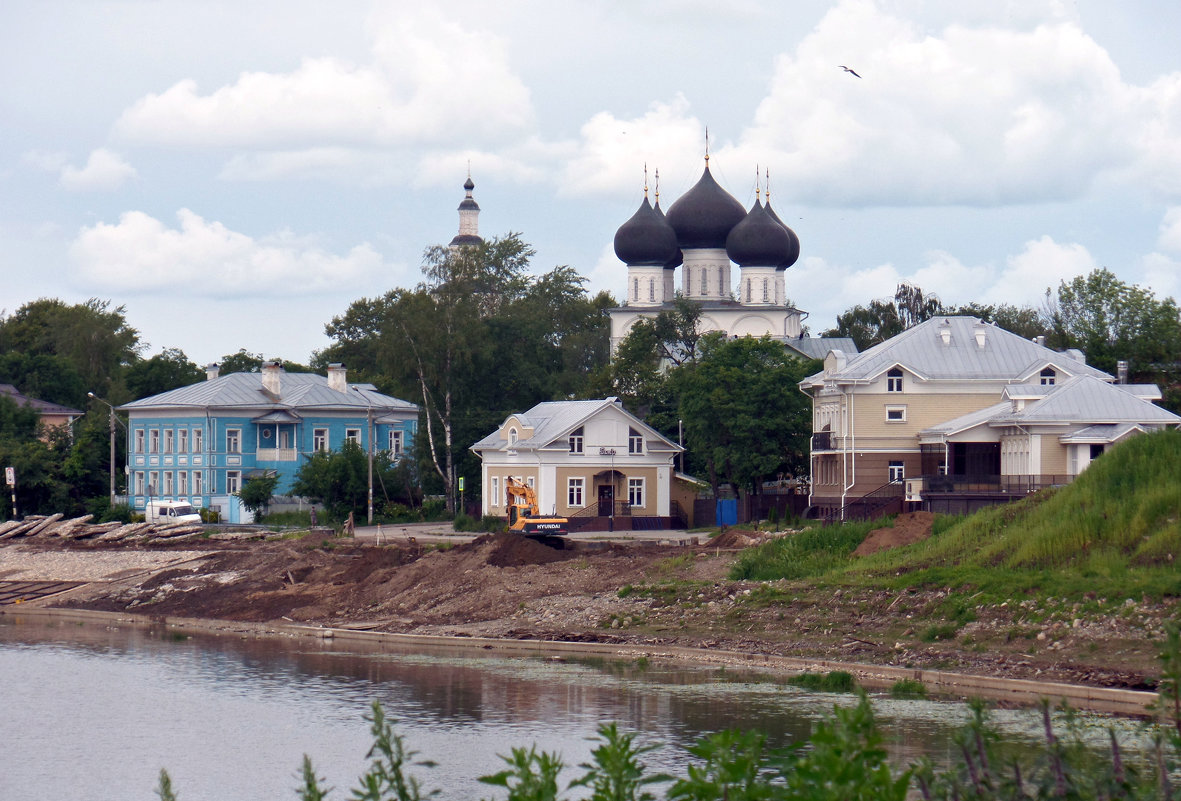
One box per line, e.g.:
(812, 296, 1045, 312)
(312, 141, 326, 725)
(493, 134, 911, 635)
(238, 474, 280, 517)
(291, 441, 371, 521)
(217, 349, 312, 375)
(125, 348, 204, 399)
(321, 233, 610, 512)
(1044, 268, 1181, 374)
(950, 302, 1045, 339)
(673, 334, 816, 497)
(0, 298, 142, 399)
(822, 283, 946, 350)
(604, 297, 704, 416)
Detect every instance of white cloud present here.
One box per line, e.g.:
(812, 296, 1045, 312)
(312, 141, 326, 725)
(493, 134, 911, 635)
(1158, 207, 1181, 253)
(59, 148, 137, 191)
(70, 209, 398, 295)
(113, 7, 533, 157)
(715, 0, 1179, 206)
(992, 235, 1097, 303)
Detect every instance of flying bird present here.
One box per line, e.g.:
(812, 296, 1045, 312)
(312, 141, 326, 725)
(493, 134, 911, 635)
(839, 65, 862, 78)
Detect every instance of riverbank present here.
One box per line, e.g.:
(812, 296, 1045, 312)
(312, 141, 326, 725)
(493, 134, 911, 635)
(0, 531, 1172, 709)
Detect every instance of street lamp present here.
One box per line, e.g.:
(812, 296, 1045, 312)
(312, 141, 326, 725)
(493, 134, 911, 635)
(87, 392, 126, 508)
(353, 386, 375, 525)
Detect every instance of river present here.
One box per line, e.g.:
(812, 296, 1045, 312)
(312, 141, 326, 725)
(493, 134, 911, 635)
(0, 615, 1151, 800)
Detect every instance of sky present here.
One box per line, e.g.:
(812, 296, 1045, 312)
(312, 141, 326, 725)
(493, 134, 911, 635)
(3, 0, 1181, 367)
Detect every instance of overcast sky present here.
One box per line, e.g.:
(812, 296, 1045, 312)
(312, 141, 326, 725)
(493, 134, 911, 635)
(3, 0, 1180, 367)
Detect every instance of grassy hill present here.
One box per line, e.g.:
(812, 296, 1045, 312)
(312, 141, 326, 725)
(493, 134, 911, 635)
(734, 428, 1181, 601)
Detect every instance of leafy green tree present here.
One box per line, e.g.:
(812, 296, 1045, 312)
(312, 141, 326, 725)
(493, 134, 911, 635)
(1045, 268, 1181, 375)
(0, 353, 88, 409)
(950, 302, 1045, 339)
(217, 349, 313, 375)
(602, 296, 703, 417)
(322, 233, 609, 512)
(124, 347, 204, 399)
(673, 334, 815, 497)
(238, 474, 280, 516)
(822, 283, 946, 350)
(291, 441, 372, 521)
(0, 298, 142, 400)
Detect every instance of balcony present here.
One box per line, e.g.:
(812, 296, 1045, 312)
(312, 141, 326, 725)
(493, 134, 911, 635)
(811, 431, 832, 451)
(256, 447, 297, 462)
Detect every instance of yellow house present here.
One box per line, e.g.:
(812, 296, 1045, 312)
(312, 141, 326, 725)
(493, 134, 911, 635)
(0, 384, 82, 442)
(471, 398, 684, 530)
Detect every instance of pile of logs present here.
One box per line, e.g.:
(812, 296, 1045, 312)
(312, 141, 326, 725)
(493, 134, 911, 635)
(0, 514, 241, 545)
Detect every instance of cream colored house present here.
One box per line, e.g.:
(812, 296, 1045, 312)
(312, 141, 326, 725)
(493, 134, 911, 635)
(471, 398, 683, 529)
(0, 384, 82, 441)
(799, 316, 1180, 518)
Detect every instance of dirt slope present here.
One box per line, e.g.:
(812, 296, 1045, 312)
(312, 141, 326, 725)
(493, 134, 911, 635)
(3, 531, 1171, 691)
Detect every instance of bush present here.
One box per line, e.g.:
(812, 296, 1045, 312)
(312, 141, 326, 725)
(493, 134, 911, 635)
(730, 519, 882, 581)
(420, 498, 447, 521)
(889, 679, 927, 698)
(787, 670, 857, 693)
(452, 511, 476, 531)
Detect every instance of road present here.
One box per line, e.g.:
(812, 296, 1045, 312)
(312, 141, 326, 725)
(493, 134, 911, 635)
(352, 521, 699, 546)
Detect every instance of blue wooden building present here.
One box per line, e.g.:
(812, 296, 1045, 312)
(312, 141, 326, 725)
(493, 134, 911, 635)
(119, 362, 418, 522)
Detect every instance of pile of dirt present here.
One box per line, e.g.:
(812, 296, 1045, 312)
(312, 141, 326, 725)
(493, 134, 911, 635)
(482, 532, 575, 567)
(711, 528, 765, 549)
(853, 511, 934, 556)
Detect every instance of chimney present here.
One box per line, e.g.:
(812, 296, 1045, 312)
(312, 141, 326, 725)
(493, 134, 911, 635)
(1034, 335, 1046, 347)
(327, 363, 348, 393)
(261, 360, 282, 397)
(938, 320, 952, 345)
(973, 322, 987, 349)
(1117, 360, 1129, 384)
(205, 363, 220, 381)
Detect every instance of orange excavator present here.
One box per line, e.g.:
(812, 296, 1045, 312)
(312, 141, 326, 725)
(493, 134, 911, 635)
(505, 476, 569, 538)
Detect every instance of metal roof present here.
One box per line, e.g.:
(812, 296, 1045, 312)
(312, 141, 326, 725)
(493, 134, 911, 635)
(119, 371, 417, 415)
(0, 384, 83, 416)
(787, 336, 858, 360)
(471, 398, 681, 453)
(999, 375, 1181, 425)
(803, 316, 1112, 386)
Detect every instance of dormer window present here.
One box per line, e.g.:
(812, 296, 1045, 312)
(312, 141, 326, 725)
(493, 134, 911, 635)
(508, 428, 518, 446)
(569, 427, 584, 454)
(1040, 367, 1056, 386)
(628, 428, 643, 454)
(887, 368, 903, 393)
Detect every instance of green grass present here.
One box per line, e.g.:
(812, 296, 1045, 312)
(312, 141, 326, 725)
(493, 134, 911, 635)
(729, 518, 884, 581)
(786, 670, 857, 693)
(889, 678, 927, 698)
(732, 430, 1181, 603)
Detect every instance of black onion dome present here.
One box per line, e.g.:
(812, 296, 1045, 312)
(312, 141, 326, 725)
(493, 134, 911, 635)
(614, 197, 679, 266)
(449, 234, 483, 247)
(726, 201, 793, 267)
(764, 201, 801, 269)
(666, 164, 747, 249)
(464, 176, 475, 191)
(654, 201, 683, 269)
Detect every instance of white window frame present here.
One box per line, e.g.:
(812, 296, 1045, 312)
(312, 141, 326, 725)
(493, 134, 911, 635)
(567, 477, 585, 508)
(148, 472, 158, 496)
(178, 429, 188, 454)
(1040, 367, 1056, 386)
(192, 428, 203, 454)
(345, 428, 361, 445)
(163, 429, 174, 454)
(226, 470, 241, 494)
(134, 429, 145, 454)
(888, 461, 905, 482)
(193, 471, 203, 495)
(134, 471, 144, 495)
(569, 428, 584, 454)
(163, 471, 174, 496)
(886, 368, 904, 393)
(149, 429, 159, 454)
(627, 477, 645, 508)
(388, 429, 404, 456)
(885, 405, 907, 423)
(177, 471, 188, 496)
(226, 429, 241, 454)
(628, 429, 643, 454)
(490, 475, 500, 507)
(313, 428, 329, 453)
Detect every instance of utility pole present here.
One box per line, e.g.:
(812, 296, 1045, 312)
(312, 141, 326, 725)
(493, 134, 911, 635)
(88, 392, 119, 508)
(354, 386, 375, 525)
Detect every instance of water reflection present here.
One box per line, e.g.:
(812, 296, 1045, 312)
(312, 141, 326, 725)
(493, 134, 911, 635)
(0, 617, 1150, 801)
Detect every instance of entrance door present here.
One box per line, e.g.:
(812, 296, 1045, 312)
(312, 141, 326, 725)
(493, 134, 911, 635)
(598, 485, 614, 516)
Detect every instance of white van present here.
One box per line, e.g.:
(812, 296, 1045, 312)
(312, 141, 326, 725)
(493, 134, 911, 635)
(145, 500, 203, 525)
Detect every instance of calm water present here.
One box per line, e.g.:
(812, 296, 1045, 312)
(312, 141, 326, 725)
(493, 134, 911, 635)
(0, 616, 1149, 800)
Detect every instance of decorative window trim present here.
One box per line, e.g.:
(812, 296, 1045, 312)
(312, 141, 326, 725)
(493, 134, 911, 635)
(226, 428, 241, 454)
(567, 477, 585, 508)
(885, 405, 907, 423)
(888, 461, 905, 482)
(490, 475, 500, 507)
(886, 368, 904, 393)
(569, 427, 584, 454)
(627, 477, 645, 508)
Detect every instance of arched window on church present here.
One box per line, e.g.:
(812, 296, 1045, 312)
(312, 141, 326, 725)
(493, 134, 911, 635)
(633, 278, 639, 301)
(648, 278, 654, 302)
(701, 268, 708, 295)
(686, 271, 692, 295)
(719, 270, 725, 295)
(745, 280, 751, 302)
(762, 278, 769, 302)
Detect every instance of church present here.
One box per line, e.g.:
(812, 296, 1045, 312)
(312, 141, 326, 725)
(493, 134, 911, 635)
(607, 156, 847, 360)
